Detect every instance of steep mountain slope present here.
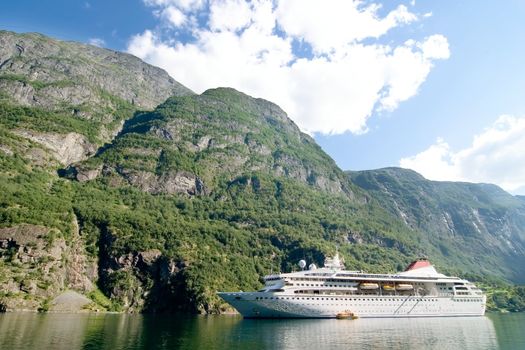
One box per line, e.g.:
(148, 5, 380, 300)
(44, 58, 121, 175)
(348, 167, 525, 282)
(74, 88, 352, 195)
(0, 31, 192, 110)
(0, 32, 423, 313)
(1, 31, 524, 314)
(0, 30, 193, 166)
(64, 88, 425, 312)
(0, 30, 192, 311)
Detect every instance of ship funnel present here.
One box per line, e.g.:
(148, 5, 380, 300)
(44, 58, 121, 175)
(323, 253, 344, 270)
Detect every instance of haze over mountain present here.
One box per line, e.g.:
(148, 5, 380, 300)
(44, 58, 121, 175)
(349, 168, 525, 281)
(0, 31, 524, 313)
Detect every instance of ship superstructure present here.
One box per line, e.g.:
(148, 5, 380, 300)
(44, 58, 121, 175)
(218, 255, 486, 318)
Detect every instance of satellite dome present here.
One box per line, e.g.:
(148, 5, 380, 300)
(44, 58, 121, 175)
(298, 260, 307, 269)
(309, 263, 317, 270)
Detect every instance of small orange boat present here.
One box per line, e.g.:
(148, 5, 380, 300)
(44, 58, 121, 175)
(336, 311, 358, 320)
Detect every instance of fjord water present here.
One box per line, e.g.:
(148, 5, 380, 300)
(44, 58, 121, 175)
(0, 313, 523, 350)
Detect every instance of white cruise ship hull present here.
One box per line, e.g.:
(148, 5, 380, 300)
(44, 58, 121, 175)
(218, 292, 486, 318)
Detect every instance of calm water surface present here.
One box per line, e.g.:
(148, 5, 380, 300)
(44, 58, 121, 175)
(0, 312, 523, 350)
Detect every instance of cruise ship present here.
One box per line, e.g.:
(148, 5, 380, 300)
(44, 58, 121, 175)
(218, 255, 486, 318)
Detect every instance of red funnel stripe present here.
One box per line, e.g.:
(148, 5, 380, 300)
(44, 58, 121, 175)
(405, 259, 431, 271)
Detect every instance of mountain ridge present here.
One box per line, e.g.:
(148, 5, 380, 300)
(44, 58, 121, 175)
(348, 167, 525, 282)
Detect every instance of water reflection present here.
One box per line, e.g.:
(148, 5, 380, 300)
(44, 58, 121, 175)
(0, 312, 518, 350)
(488, 313, 525, 350)
(0, 313, 91, 349)
(231, 317, 498, 350)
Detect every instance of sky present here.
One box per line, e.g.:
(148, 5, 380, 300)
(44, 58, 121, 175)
(2, 0, 525, 195)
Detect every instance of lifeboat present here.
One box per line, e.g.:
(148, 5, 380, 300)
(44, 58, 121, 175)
(396, 284, 414, 291)
(360, 282, 379, 290)
(336, 311, 358, 320)
(382, 284, 395, 291)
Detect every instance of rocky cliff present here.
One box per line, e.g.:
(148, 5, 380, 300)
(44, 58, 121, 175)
(0, 30, 193, 167)
(0, 31, 192, 110)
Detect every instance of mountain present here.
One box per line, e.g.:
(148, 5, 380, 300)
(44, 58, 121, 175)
(64, 88, 425, 313)
(348, 167, 525, 282)
(0, 30, 193, 166)
(0, 31, 524, 313)
(0, 30, 192, 311)
(72, 87, 352, 195)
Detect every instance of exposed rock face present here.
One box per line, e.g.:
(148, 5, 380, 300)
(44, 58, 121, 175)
(14, 130, 97, 166)
(66, 217, 97, 292)
(97, 233, 191, 313)
(0, 30, 194, 171)
(93, 87, 352, 196)
(0, 224, 67, 310)
(0, 144, 13, 156)
(0, 222, 96, 311)
(118, 169, 207, 195)
(75, 165, 102, 182)
(0, 30, 193, 111)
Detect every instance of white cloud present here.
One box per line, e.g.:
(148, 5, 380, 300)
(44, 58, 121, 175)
(400, 138, 461, 181)
(379, 35, 449, 111)
(400, 115, 525, 193)
(131, 0, 449, 135)
(161, 6, 187, 27)
(275, 2, 417, 54)
(88, 38, 106, 47)
(209, 0, 252, 32)
(418, 34, 450, 60)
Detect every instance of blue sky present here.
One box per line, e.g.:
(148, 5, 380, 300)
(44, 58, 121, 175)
(2, 1, 525, 194)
